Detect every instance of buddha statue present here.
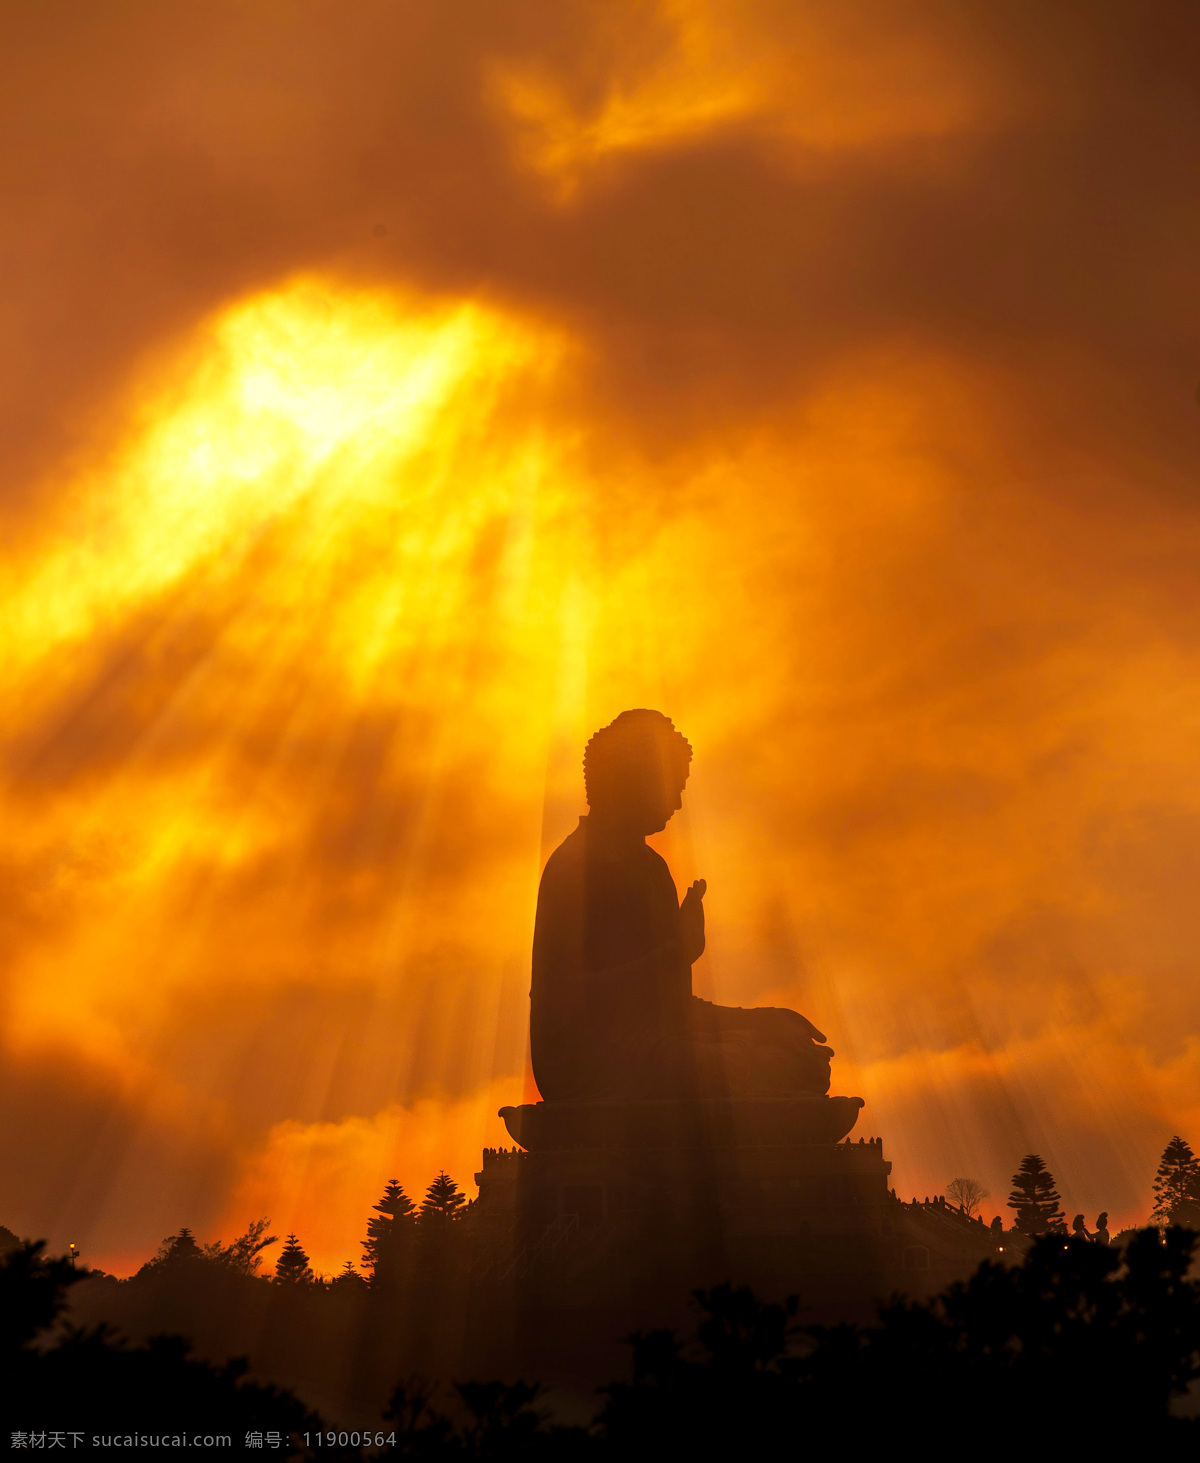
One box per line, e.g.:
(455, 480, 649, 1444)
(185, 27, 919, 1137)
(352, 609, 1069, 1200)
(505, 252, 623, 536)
(502, 710, 859, 1151)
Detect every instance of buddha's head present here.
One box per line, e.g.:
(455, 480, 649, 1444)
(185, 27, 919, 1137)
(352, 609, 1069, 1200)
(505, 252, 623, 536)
(584, 709, 693, 836)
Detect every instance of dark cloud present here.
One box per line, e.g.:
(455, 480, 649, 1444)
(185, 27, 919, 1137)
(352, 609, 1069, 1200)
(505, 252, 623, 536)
(2, 1, 1198, 491)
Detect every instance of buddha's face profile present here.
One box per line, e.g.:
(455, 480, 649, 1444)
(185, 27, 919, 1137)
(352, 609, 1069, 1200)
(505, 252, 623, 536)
(593, 759, 687, 835)
(584, 709, 692, 837)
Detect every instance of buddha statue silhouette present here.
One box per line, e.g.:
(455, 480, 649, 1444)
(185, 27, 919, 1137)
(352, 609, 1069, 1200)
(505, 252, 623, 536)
(501, 710, 862, 1147)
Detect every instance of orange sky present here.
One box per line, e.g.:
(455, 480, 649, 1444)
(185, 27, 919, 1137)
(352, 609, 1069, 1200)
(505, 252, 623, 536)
(3, 0, 1200, 1275)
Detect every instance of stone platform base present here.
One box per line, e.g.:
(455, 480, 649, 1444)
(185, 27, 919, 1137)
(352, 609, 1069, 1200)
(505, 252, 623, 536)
(481, 1134, 890, 1241)
(462, 1101, 1007, 1387)
(498, 1094, 865, 1151)
(473, 1131, 894, 1305)
(464, 1093, 901, 1385)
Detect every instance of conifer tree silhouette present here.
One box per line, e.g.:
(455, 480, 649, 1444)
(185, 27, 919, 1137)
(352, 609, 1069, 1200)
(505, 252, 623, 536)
(362, 1179, 416, 1285)
(331, 1258, 367, 1289)
(273, 1233, 314, 1285)
(1007, 1154, 1066, 1235)
(1152, 1137, 1200, 1226)
(145, 1229, 203, 1270)
(419, 1171, 467, 1228)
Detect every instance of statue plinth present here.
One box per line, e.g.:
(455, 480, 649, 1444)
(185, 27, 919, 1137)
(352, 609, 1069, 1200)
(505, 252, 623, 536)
(499, 1095, 864, 1152)
(471, 1119, 899, 1359)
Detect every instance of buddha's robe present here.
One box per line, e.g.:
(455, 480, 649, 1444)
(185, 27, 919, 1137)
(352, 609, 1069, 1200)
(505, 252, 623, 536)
(530, 816, 831, 1103)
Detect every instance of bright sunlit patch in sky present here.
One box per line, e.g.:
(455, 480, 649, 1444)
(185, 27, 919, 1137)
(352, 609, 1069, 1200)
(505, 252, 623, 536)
(1, 283, 544, 673)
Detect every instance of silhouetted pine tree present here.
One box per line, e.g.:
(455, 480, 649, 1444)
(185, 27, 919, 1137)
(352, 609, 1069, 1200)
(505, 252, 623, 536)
(145, 1229, 203, 1270)
(1152, 1137, 1200, 1226)
(1007, 1154, 1066, 1235)
(363, 1179, 416, 1287)
(273, 1233, 314, 1285)
(418, 1171, 467, 1229)
(331, 1258, 367, 1290)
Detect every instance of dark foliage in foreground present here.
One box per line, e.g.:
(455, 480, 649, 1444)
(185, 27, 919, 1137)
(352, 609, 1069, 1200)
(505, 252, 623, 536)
(599, 1230, 1200, 1451)
(383, 1379, 594, 1460)
(6, 1229, 1200, 1456)
(3, 1241, 327, 1452)
(377, 1228, 1200, 1454)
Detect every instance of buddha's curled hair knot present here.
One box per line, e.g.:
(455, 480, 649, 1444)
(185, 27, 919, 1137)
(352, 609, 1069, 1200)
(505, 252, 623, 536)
(583, 709, 692, 804)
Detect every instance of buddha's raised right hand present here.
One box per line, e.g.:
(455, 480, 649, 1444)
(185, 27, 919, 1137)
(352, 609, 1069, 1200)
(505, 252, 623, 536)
(680, 878, 707, 964)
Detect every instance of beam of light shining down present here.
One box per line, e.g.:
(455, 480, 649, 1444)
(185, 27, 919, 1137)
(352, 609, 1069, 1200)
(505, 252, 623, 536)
(0, 279, 601, 1270)
(3, 271, 1200, 1274)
